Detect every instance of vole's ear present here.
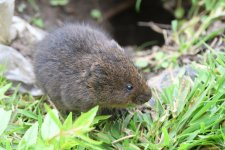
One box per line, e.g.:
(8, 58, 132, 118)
(90, 62, 99, 71)
(110, 40, 124, 53)
(84, 62, 100, 78)
(90, 62, 105, 76)
(87, 62, 106, 91)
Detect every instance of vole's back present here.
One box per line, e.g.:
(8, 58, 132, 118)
(34, 24, 151, 113)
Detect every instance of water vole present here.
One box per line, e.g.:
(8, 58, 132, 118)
(34, 24, 151, 113)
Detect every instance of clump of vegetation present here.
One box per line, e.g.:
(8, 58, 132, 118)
(0, 47, 224, 149)
(0, 83, 108, 150)
(0, 0, 224, 149)
(136, 0, 225, 71)
(94, 49, 225, 149)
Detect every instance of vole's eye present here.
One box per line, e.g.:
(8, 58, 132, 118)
(126, 84, 133, 91)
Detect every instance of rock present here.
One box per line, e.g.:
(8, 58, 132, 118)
(0, 44, 43, 96)
(0, 0, 15, 44)
(147, 66, 197, 92)
(10, 16, 47, 58)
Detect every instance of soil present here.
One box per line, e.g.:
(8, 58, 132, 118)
(15, 0, 174, 47)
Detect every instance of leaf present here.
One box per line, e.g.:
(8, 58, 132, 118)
(73, 106, 99, 133)
(19, 122, 38, 148)
(96, 132, 112, 144)
(138, 41, 158, 50)
(134, 58, 148, 68)
(77, 134, 102, 145)
(110, 123, 121, 139)
(162, 127, 170, 146)
(63, 112, 73, 130)
(155, 51, 165, 60)
(175, 7, 185, 19)
(0, 83, 12, 99)
(90, 9, 102, 20)
(124, 143, 141, 150)
(44, 104, 62, 128)
(31, 18, 44, 28)
(135, 0, 142, 12)
(161, 61, 169, 68)
(60, 138, 79, 149)
(192, 0, 198, 5)
(92, 115, 111, 125)
(41, 109, 60, 140)
(0, 108, 12, 135)
(172, 20, 178, 32)
(17, 109, 38, 120)
(17, 3, 26, 13)
(50, 0, 69, 6)
(28, 0, 39, 11)
(72, 138, 103, 150)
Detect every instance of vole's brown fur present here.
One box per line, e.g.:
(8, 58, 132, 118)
(34, 24, 151, 113)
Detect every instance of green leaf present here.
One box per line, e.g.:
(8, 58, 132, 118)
(73, 106, 99, 133)
(17, 3, 26, 13)
(77, 134, 102, 145)
(50, 0, 69, 6)
(71, 138, 103, 150)
(134, 58, 148, 68)
(110, 123, 121, 139)
(162, 127, 170, 146)
(19, 122, 38, 148)
(93, 115, 111, 125)
(172, 20, 178, 32)
(17, 109, 38, 120)
(138, 41, 158, 50)
(135, 0, 142, 12)
(155, 51, 165, 60)
(90, 9, 102, 20)
(63, 112, 73, 130)
(175, 7, 185, 19)
(161, 61, 169, 68)
(192, 0, 198, 5)
(44, 104, 62, 128)
(0, 83, 12, 99)
(28, 0, 39, 11)
(31, 18, 44, 28)
(96, 132, 112, 144)
(41, 109, 60, 140)
(123, 143, 141, 150)
(60, 138, 79, 149)
(0, 108, 12, 135)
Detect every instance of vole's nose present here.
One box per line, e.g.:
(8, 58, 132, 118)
(134, 90, 152, 105)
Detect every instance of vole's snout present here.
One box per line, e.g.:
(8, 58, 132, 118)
(134, 90, 152, 105)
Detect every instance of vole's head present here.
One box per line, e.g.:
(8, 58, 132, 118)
(87, 42, 151, 108)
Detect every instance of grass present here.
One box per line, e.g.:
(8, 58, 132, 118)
(93, 49, 225, 150)
(136, 0, 225, 71)
(0, 49, 224, 149)
(0, 0, 225, 149)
